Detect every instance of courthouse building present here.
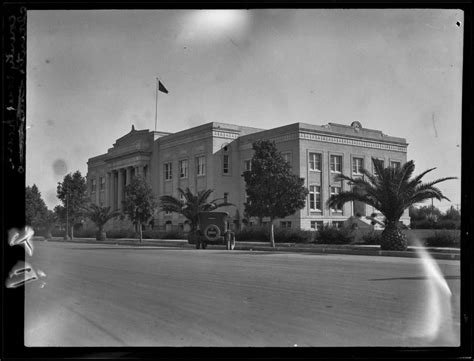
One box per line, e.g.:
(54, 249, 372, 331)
(86, 121, 410, 231)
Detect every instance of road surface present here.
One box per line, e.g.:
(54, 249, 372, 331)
(25, 241, 460, 347)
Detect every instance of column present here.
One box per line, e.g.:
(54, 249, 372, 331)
(105, 172, 110, 207)
(126, 167, 131, 186)
(117, 169, 124, 211)
(112, 170, 117, 210)
(96, 177, 100, 205)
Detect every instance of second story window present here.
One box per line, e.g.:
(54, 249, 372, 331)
(179, 159, 188, 179)
(309, 185, 321, 211)
(330, 155, 342, 173)
(244, 160, 252, 171)
(352, 157, 364, 175)
(224, 192, 229, 203)
(390, 161, 401, 169)
(373, 159, 385, 176)
(309, 153, 321, 171)
(91, 179, 97, 193)
(330, 186, 342, 212)
(223, 154, 229, 174)
(100, 177, 105, 191)
(164, 162, 172, 180)
(196, 156, 206, 176)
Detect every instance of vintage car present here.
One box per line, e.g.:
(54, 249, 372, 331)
(188, 211, 236, 250)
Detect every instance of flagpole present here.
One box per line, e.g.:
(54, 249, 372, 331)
(154, 77, 158, 132)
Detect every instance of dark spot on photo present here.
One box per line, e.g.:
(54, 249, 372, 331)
(52, 159, 68, 176)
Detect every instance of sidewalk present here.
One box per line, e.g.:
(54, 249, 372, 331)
(38, 237, 460, 260)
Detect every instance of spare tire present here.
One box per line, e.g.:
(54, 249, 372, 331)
(203, 224, 221, 242)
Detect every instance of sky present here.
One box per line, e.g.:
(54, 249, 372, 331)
(26, 9, 464, 212)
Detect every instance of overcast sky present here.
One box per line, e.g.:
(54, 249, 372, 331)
(26, 9, 463, 211)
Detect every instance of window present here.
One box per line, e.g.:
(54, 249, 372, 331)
(91, 179, 97, 192)
(224, 192, 229, 203)
(196, 156, 206, 176)
(100, 177, 105, 191)
(309, 185, 321, 211)
(223, 154, 229, 174)
(244, 160, 252, 171)
(280, 221, 292, 229)
(330, 155, 342, 173)
(309, 153, 321, 171)
(282, 152, 291, 166)
(330, 186, 342, 212)
(179, 159, 188, 179)
(373, 159, 385, 176)
(310, 221, 324, 231)
(332, 221, 344, 229)
(164, 162, 172, 180)
(165, 210, 172, 216)
(391, 161, 401, 169)
(352, 157, 364, 175)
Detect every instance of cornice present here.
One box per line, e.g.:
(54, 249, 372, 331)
(298, 131, 407, 152)
(212, 130, 239, 139)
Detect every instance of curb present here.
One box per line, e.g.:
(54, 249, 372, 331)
(38, 238, 460, 260)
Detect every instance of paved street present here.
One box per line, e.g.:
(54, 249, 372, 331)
(25, 241, 460, 347)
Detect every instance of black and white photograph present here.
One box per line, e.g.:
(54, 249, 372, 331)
(9, 8, 466, 350)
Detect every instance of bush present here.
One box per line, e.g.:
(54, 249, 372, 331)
(142, 229, 185, 240)
(235, 226, 269, 242)
(314, 226, 354, 244)
(360, 231, 382, 245)
(106, 229, 137, 239)
(411, 219, 460, 230)
(74, 228, 98, 238)
(235, 226, 313, 243)
(424, 231, 460, 248)
(274, 229, 314, 244)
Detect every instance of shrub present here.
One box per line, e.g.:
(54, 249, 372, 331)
(411, 219, 460, 230)
(314, 226, 354, 244)
(360, 231, 382, 245)
(74, 228, 98, 238)
(235, 226, 313, 243)
(424, 231, 460, 248)
(106, 229, 136, 239)
(274, 229, 314, 244)
(235, 226, 269, 242)
(142, 229, 185, 240)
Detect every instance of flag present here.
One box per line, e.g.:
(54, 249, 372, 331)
(158, 80, 169, 94)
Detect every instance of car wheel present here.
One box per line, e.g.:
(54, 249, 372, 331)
(201, 242, 207, 249)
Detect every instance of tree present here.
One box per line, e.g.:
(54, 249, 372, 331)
(123, 176, 157, 242)
(159, 187, 232, 231)
(327, 158, 456, 251)
(41, 210, 57, 239)
(57, 171, 88, 239)
(443, 205, 461, 221)
(82, 204, 122, 241)
(25, 184, 48, 229)
(242, 140, 308, 247)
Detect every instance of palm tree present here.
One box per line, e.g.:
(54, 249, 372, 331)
(327, 158, 456, 251)
(82, 204, 122, 241)
(159, 188, 233, 231)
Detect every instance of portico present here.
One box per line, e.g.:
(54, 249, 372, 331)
(106, 164, 149, 210)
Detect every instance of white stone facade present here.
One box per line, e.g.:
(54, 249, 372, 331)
(86, 121, 410, 231)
